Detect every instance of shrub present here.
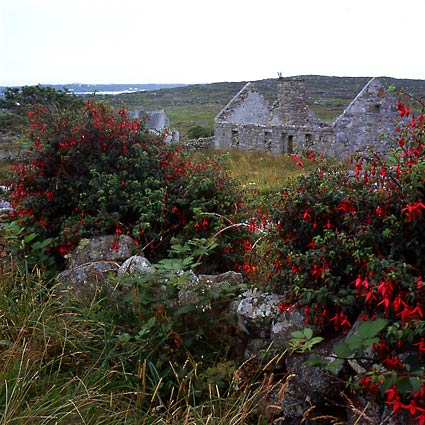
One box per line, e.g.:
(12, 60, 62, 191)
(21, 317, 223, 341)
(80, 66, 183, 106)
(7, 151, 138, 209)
(187, 124, 213, 139)
(10, 100, 241, 268)
(0, 111, 25, 134)
(246, 96, 425, 422)
(0, 85, 84, 114)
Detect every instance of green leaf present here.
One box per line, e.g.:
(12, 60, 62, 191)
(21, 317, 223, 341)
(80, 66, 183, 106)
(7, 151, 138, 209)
(304, 328, 313, 340)
(334, 342, 353, 358)
(363, 337, 379, 347)
(175, 304, 195, 315)
(347, 334, 363, 351)
(310, 336, 324, 345)
(409, 377, 421, 393)
(116, 333, 131, 344)
(305, 357, 328, 367)
(291, 330, 305, 340)
(357, 318, 389, 339)
(325, 358, 344, 372)
(24, 233, 37, 243)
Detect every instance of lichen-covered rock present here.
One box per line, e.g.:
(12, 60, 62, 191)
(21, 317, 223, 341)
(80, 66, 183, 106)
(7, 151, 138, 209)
(198, 271, 243, 290)
(178, 271, 243, 306)
(271, 308, 306, 347)
(233, 289, 282, 338)
(56, 234, 135, 302)
(235, 289, 281, 320)
(274, 353, 345, 424)
(56, 261, 120, 302)
(67, 235, 134, 269)
(118, 255, 155, 275)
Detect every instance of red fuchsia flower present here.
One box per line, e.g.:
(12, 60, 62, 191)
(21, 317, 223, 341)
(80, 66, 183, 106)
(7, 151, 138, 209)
(385, 386, 403, 413)
(329, 311, 351, 331)
(304, 305, 310, 324)
(59, 246, 68, 256)
(355, 162, 362, 179)
(307, 239, 316, 249)
(402, 399, 425, 416)
(382, 355, 404, 370)
(278, 303, 293, 313)
(365, 287, 377, 303)
(375, 206, 384, 216)
(340, 312, 351, 331)
(392, 293, 407, 313)
(336, 200, 356, 215)
(397, 101, 410, 117)
(414, 337, 425, 352)
(416, 412, 425, 425)
(110, 239, 119, 251)
(377, 280, 394, 299)
(402, 200, 425, 222)
(377, 296, 391, 313)
(411, 302, 424, 319)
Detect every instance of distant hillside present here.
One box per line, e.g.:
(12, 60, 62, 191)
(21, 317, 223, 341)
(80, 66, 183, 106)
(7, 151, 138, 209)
(1, 76, 425, 140)
(108, 76, 425, 134)
(0, 83, 187, 96)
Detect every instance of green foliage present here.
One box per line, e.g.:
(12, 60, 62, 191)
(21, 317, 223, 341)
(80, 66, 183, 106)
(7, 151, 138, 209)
(0, 84, 84, 114)
(1, 220, 55, 278)
(0, 111, 25, 133)
(187, 124, 213, 139)
(289, 327, 324, 352)
(61, 240, 255, 417)
(100, 242, 246, 404)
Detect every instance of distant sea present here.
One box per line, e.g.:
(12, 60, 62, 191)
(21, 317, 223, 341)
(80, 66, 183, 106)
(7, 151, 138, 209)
(0, 83, 187, 96)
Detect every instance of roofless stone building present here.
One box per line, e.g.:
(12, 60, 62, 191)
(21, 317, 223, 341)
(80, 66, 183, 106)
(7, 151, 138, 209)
(214, 77, 398, 159)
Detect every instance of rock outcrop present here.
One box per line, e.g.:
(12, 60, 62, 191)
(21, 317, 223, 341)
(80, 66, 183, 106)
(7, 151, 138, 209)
(54, 235, 395, 424)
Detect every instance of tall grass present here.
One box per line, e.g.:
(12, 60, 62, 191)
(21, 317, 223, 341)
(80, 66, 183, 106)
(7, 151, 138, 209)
(0, 256, 274, 424)
(190, 149, 309, 193)
(0, 161, 14, 186)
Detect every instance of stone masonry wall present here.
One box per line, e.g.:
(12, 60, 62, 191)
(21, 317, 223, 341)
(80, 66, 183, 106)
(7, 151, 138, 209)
(214, 77, 398, 160)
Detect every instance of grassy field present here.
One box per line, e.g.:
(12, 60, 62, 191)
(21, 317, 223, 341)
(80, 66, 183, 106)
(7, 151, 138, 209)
(166, 104, 220, 131)
(195, 149, 309, 193)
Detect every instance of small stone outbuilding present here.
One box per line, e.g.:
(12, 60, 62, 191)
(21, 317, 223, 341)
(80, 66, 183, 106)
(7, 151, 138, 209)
(214, 77, 398, 159)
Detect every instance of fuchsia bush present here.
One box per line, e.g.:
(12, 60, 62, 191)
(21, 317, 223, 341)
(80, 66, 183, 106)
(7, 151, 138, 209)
(11, 100, 240, 268)
(243, 95, 425, 422)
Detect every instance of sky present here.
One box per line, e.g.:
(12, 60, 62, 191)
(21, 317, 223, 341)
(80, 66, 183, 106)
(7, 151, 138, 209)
(1, 0, 425, 86)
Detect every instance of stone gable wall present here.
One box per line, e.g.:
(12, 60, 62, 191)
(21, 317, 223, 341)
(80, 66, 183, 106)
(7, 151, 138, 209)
(214, 77, 398, 159)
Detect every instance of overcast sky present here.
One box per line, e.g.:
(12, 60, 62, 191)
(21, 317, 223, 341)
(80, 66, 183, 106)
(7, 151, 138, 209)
(1, 0, 424, 86)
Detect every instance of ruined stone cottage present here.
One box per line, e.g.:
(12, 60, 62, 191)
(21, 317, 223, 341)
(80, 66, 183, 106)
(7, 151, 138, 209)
(214, 77, 398, 159)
